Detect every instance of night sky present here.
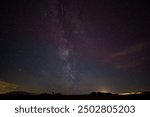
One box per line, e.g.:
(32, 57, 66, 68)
(0, 0, 150, 94)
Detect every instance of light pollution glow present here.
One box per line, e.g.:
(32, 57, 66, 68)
(0, 81, 17, 94)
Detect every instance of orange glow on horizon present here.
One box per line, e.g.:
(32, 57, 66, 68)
(0, 81, 17, 94)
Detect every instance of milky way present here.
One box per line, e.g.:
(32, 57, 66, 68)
(49, 0, 91, 93)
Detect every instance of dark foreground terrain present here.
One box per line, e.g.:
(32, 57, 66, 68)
(0, 91, 150, 100)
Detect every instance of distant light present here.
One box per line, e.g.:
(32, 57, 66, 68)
(98, 87, 111, 93)
(119, 92, 143, 95)
(100, 90, 110, 93)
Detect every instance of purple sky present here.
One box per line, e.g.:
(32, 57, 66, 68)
(0, 0, 150, 94)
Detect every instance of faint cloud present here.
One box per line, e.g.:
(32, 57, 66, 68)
(109, 42, 148, 59)
(103, 42, 149, 71)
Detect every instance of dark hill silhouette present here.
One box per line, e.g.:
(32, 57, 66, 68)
(0, 91, 150, 100)
(4, 91, 35, 96)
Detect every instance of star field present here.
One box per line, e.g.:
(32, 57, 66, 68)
(0, 0, 150, 94)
